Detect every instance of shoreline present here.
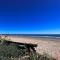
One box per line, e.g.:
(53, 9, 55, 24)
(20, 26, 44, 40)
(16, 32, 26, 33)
(1, 35, 60, 60)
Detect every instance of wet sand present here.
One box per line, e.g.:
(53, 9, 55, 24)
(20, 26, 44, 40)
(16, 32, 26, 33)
(1, 36, 60, 60)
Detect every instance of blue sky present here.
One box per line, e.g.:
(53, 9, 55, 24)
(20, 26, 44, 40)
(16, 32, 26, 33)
(0, 0, 60, 34)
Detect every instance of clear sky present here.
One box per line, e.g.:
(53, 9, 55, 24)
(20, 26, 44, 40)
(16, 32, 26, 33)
(0, 0, 60, 34)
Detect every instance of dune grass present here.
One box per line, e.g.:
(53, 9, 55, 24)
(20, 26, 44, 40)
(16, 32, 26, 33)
(0, 39, 56, 60)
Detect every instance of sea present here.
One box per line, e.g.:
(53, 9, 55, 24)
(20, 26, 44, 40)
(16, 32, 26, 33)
(1, 34, 60, 40)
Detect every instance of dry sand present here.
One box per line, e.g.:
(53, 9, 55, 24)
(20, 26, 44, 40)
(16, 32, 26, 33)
(1, 36, 60, 60)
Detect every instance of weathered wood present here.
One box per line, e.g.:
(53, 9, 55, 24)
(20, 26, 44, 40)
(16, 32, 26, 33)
(6, 40, 37, 47)
(5, 40, 37, 55)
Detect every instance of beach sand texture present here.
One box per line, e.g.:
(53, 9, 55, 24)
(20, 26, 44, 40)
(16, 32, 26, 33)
(1, 36, 60, 60)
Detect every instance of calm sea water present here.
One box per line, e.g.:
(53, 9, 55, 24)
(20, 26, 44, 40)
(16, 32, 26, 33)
(1, 34, 60, 39)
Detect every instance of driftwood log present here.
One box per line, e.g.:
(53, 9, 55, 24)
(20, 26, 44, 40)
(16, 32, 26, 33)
(5, 40, 37, 53)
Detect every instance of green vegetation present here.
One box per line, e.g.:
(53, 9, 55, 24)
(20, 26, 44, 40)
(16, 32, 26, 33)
(0, 39, 56, 60)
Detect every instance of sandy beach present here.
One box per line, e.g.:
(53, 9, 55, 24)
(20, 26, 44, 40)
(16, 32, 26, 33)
(2, 36, 60, 60)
